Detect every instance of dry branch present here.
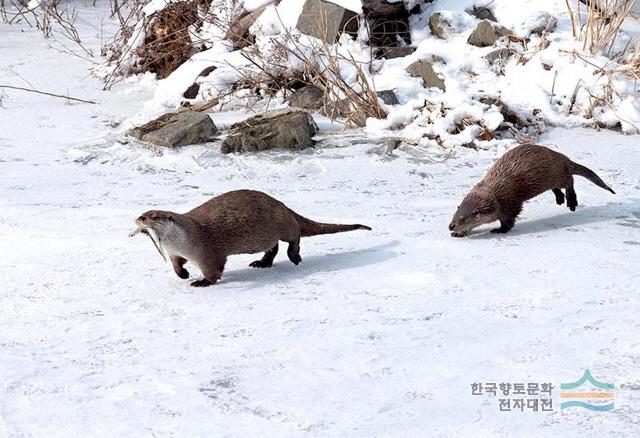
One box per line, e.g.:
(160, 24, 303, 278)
(0, 84, 97, 104)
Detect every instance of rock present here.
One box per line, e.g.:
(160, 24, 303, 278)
(221, 108, 317, 153)
(484, 47, 513, 64)
(377, 90, 399, 105)
(296, 0, 359, 44)
(321, 99, 368, 127)
(468, 6, 496, 22)
(429, 12, 449, 39)
(406, 60, 445, 91)
(363, 0, 411, 47)
(198, 66, 217, 77)
(225, 6, 268, 49)
(288, 85, 325, 110)
(375, 46, 416, 59)
(467, 20, 513, 47)
(524, 11, 557, 36)
(128, 112, 217, 148)
(183, 82, 199, 99)
(183, 65, 218, 99)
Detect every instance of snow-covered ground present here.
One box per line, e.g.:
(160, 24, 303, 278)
(2, 4, 640, 437)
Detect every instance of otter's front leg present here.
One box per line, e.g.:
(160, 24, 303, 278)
(491, 217, 515, 234)
(170, 256, 189, 279)
(191, 257, 226, 287)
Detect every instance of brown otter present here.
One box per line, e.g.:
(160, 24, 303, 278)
(449, 144, 615, 237)
(130, 190, 371, 287)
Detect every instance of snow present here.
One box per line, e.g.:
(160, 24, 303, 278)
(2, 3, 640, 437)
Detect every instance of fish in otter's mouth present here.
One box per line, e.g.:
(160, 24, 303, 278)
(129, 226, 167, 262)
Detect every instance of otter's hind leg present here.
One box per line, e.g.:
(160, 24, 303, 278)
(191, 257, 226, 287)
(250, 243, 279, 268)
(287, 238, 302, 265)
(170, 256, 189, 279)
(566, 180, 578, 211)
(491, 217, 516, 234)
(552, 188, 565, 205)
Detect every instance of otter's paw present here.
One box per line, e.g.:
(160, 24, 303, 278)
(249, 260, 272, 268)
(190, 279, 213, 287)
(177, 268, 190, 279)
(451, 231, 469, 238)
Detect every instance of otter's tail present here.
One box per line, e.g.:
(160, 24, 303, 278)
(291, 211, 371, 237)
(570, 162, 616, 194)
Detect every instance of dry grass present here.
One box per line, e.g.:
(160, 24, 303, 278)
(565, 0, 637, 55)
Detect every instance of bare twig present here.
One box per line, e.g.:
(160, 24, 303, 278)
(0, 84, 97, 104)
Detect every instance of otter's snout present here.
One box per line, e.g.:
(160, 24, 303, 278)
(448, 222, 455, 231)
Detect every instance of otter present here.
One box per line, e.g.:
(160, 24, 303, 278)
(130, 190, 371, 287)
(449, 144, 615, 237)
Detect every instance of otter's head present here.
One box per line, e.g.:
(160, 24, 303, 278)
(134, 210, 177, 236)
(130, 210, 186, 261)
(449, 192, 499, 237)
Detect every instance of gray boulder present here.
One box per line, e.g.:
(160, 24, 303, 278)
(524, 12, 557, 36)
(468, 6, 496, 22)
(406, 60, 445, 90)
(467, 20, 513, 47)
(221, 108, 318, 153)
(127, 112, 217, 148)
(375, 46, 416, 59)
(296, 0, 359, 43)
(485, 48, 513, 64)
(377, 90, 399, 105)
(289, 85, 325, 110)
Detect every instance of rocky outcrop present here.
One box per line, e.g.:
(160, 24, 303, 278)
(128, 112, 218, 148)
(296, 0, 359, 43)
(221, 108, 318, 153)
(406, 60, 445, 90)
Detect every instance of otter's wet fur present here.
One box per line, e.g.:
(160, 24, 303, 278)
(131, 190, 371, 287)
(449, 144, 615, 237)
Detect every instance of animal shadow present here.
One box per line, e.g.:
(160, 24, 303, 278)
(470, 198, 640, 238)
(222, 240, 400, 287)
